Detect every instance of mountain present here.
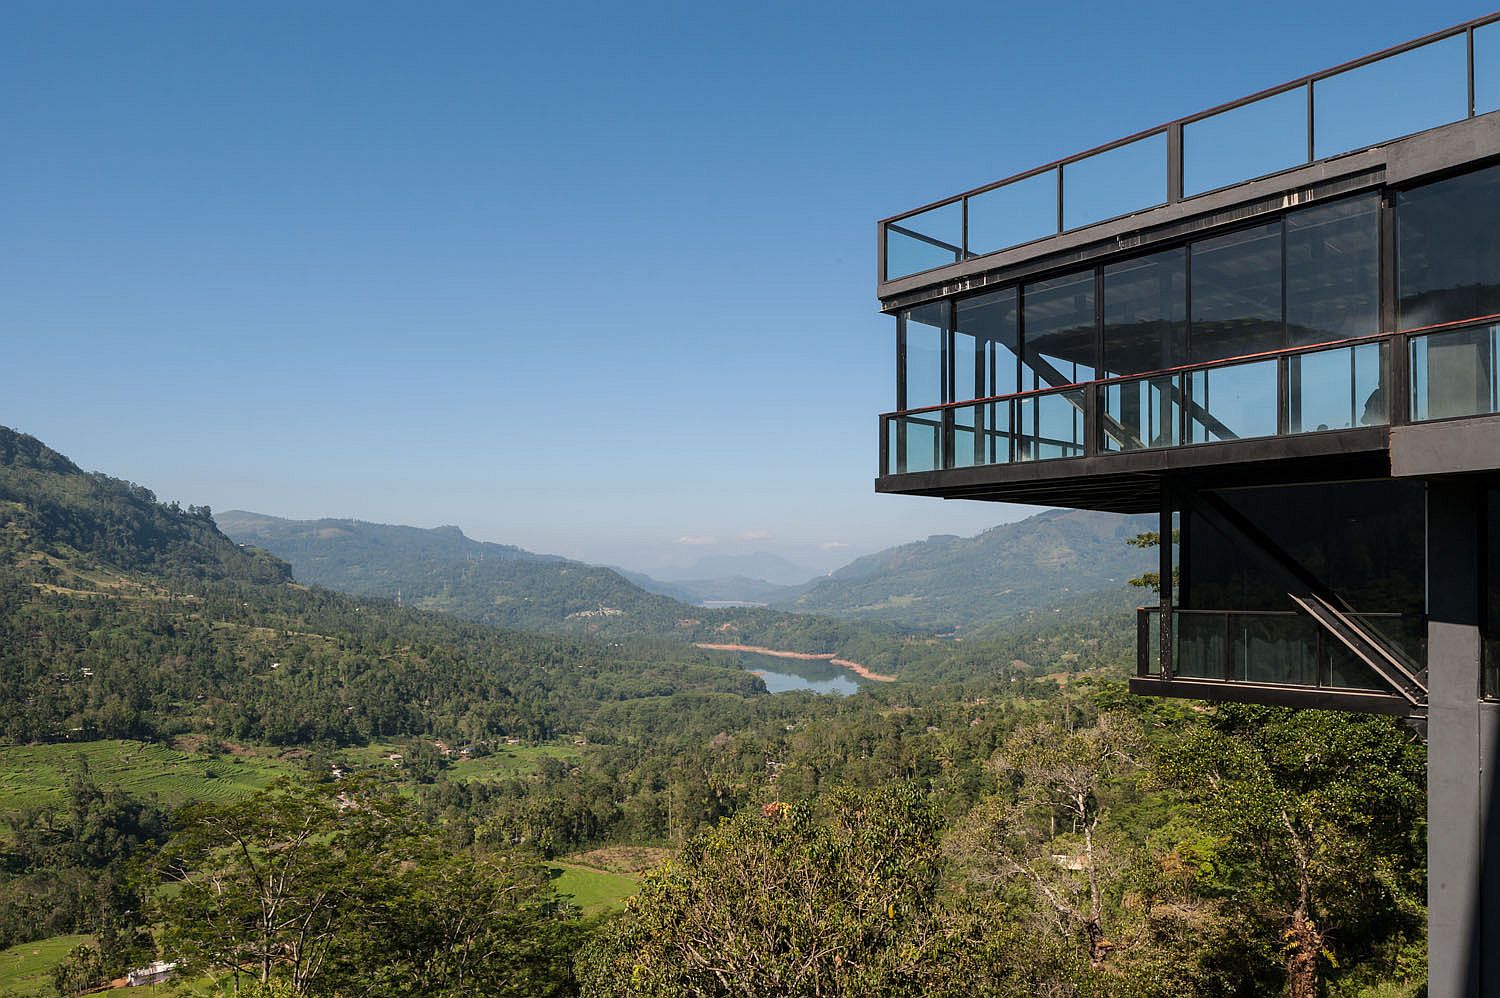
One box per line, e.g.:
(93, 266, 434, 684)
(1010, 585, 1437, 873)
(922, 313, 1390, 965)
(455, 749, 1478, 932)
(773, 508, 1154, 633)
(216, 510, 704, 638)
(0, 427, 759, 746)
(618, 569, 813, 607)
(0, 432, 290, 586)
(658, 552, 817, 587)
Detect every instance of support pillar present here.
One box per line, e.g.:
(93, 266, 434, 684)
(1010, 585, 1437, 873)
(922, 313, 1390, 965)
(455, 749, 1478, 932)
(1426, 481, 1492, 996)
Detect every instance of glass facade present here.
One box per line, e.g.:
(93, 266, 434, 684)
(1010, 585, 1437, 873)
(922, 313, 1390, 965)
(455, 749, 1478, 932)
(1022, 271, 1095, 388)
(1190, 222, 1283, 362)
(1102, 247, 1187, 376)
(1285, 195, 1379, 344)
(899, 302, 946, 410)
(1398, 163, 1500, 328)
(955, 288, 1019, 400)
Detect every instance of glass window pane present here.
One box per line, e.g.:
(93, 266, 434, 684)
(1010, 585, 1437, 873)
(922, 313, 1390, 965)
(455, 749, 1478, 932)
(967, 171, 1058, 256)
(1175, 613, 1226, 680)
(1183, 86, 1309, 196)
(1288, 342, 1387, 433)
(1190, 222, 1283, 362)
(1017, 389, 1085, 461)
(1476, 20, 1500, 116)
(1285, 194, 1379, 344)
(885, 202, 963, 280)
(900, 302, 947, 410)
(1313, 34, 1468, 159)
(1410, 324, 1500, 421)
(1023, 270, 1096, 388)
(1104, 374, 1180, 451)
(1103, 247, 1187, 376)
(1233, 615, 1318, 685)
(890, 413, 942, 473)
(1186, 359, 1278, 443)
(956, 288, 1019, 400)
(1398, 163, 1500, 328)
(979, 400, 1012, 465)
(1062, 132, 1167, 230)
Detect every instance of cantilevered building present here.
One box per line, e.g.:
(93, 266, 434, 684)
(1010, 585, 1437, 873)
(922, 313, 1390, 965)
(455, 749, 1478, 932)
(874, 16, 1500, 996)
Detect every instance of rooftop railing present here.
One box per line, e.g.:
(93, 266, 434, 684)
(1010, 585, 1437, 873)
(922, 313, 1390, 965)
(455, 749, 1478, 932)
(881, 12, 1500, 283)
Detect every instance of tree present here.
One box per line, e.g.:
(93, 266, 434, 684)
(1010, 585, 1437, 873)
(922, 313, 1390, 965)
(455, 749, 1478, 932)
(952, 712, 1143, 968)
(578, 783, 968, 997)
(152, 780, 398, 993)
(1155, 706, 1427, 997)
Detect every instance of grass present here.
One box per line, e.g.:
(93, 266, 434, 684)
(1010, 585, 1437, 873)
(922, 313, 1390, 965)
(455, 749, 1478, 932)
(447, 743, 581, 781)
(0, 933, 89, 996)
(549, 862, 640, 915)
(0, 740, 295, 823)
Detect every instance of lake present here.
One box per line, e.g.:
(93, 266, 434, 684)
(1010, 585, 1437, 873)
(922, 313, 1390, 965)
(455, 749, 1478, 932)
(735, 651, 862, 696)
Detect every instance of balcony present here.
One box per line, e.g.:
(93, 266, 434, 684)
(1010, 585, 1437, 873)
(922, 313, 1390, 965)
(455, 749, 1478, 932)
(1131, 607, 1427, 718)
(881, 12, 1500, 287)
(879, 330, 1414, 510)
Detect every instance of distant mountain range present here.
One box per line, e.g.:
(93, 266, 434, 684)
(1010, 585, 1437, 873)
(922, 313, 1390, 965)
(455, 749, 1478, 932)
(219, 507, 1152, 637)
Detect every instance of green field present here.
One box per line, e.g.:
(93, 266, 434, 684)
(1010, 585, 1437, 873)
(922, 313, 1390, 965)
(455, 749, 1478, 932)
(0, 933, 89, 996)
(0, 740, 294, 822)
(448, 743, 581, 781)
(549, 862, 640, 915)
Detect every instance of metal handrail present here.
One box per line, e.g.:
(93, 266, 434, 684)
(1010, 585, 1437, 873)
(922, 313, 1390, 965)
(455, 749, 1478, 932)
(879, 330, 1392, 420)
(881, 10, 1500, 280)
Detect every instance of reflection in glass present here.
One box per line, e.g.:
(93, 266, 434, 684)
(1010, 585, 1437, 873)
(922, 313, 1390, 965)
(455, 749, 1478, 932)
(885, 202, 963, 280)
(1062, 133, 1167, 230)
(1175, 614, 1226, 679)
(1313, 34, 1467, 159)
(1285, 195, 1380, 344)
(1477, 20, 1500, 116)
(1104, 375, 1180, 451)
(1016, 389, 1085, 461)
(1288, 341, 1387, 433)
(900, 302, 946, 410)
(1103, 247, 1187, 375)
(1186, 359, 1278, 443)
(1190, 223, 1283, 361)
(1398, 164, 1500, 328)
(967, 171, 1058, 255)
(1410, 324, 1500, 421)
(1183, 86, 1309, 196)
(1233, 615, 1318, 685)
(956, 288, 1020, 400)
(1023, 271, 1096, 388)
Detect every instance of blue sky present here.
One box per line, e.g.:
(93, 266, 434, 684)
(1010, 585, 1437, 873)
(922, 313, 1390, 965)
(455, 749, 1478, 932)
(2, 1, 1491, 576)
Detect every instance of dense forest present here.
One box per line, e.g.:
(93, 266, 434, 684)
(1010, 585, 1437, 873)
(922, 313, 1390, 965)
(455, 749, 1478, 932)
(0, 427, 1428, 997)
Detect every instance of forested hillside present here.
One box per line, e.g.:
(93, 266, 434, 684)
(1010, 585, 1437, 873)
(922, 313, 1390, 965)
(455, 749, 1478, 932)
(778, 508, 1154, 631)
(0, 427, 1429, 998)
(0, 427, 760, 746)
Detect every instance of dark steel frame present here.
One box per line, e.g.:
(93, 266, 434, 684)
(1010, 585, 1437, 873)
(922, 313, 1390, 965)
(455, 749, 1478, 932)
(879, 10, 1500, 287)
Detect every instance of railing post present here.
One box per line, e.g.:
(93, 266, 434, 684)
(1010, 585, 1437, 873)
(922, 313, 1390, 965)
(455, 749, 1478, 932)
(878, 415, 890, 476)
(1166, 122, 1184, 204)
(1159, 485, 1174, 680)
(1137, 608, 1152, 676)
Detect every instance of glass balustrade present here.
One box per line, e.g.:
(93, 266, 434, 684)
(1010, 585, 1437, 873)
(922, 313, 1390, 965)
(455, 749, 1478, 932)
(1135, 609, 1400, 692)
(1410, 323, 1500, 421)
(882, 15, 1497, 283)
